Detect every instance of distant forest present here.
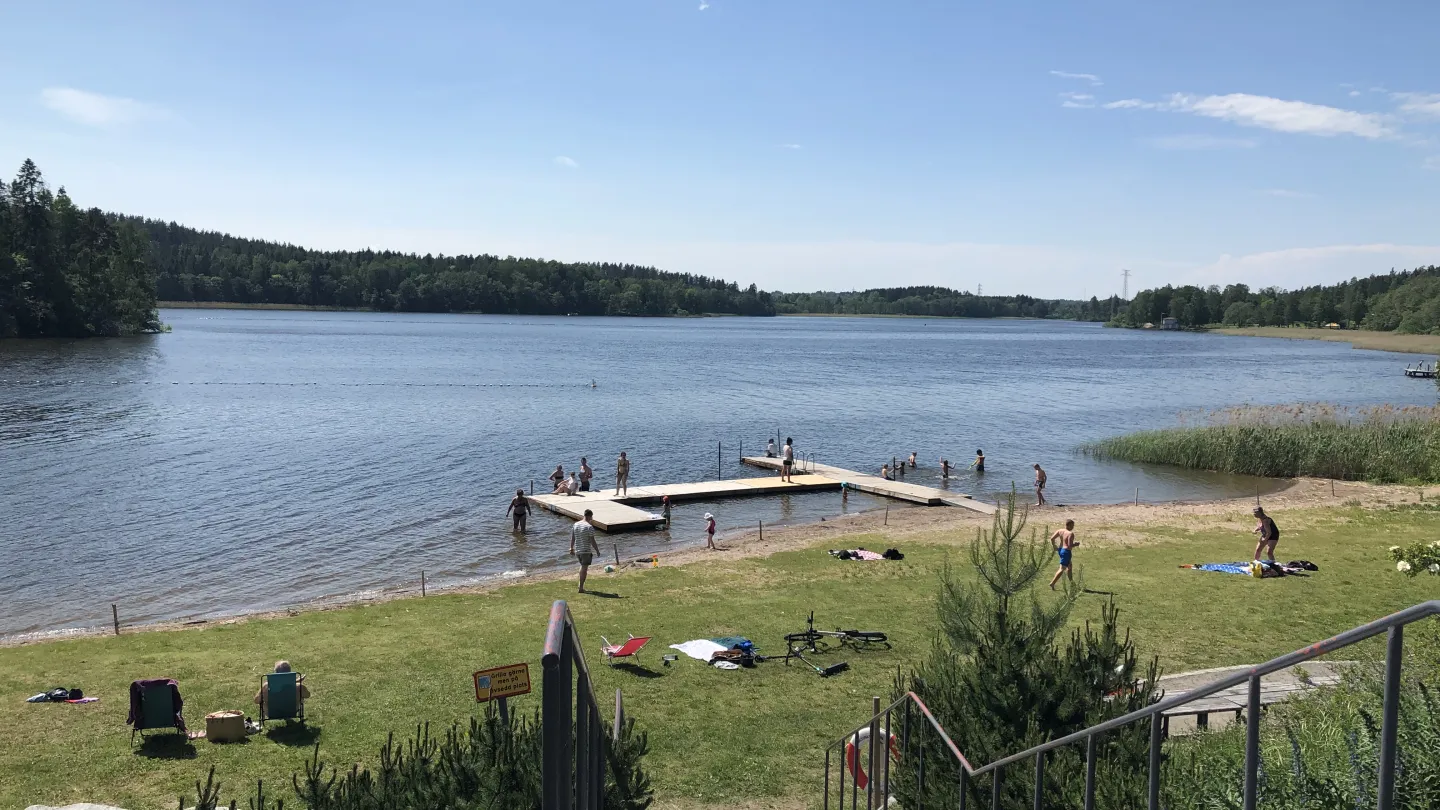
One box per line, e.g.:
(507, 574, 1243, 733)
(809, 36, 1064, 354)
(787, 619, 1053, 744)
(1113, 266, 1440, 332)
(775, 287, 1117, 321)
(0, 160, 160, 338)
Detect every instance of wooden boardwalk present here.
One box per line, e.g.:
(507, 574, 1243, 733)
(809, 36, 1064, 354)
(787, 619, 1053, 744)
(1158, 661, 1348, 735)
(740, 457, 997, 515)
(527, 473, 839, 531)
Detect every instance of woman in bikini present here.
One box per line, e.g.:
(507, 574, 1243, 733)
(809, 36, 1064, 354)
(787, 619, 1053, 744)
(506, 489, 530, 533)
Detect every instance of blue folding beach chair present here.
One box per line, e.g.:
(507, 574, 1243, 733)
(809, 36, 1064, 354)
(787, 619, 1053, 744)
(260, 671, 306, 725)
(130, 679, 184, 745)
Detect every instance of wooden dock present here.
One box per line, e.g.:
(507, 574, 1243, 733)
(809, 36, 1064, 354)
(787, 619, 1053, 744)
(740, 457, 997, 515)
(527, 474, 840, 531)
(1405, 364, 1437, 379)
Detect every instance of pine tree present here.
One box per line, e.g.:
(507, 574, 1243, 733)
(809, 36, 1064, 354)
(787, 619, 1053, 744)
(896, 487, 1160, 809)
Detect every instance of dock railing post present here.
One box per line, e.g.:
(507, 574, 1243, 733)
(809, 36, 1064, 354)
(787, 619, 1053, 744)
(421, 570, 426, 597)
(718, 441, 722, 480)
(112, 604, 119, 636)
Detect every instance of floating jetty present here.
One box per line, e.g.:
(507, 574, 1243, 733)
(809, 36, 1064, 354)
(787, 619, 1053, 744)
(527, 456, 995, 533)
(1404, 363, 1437, 379)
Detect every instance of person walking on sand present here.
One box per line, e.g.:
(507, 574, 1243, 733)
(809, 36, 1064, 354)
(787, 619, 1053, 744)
(781, 438, 795, 482)
(704, 512, 718, 550)
(578, 457, 593, 492)
(1049, 519, 1078, 590)
(506, 489, 531, 533)
(570, 509, 600, 593)
(1033, 463, 1047, 506)
(549, 464, 565, 491)
(1252, 507, 1281, 565)
(971, 449, 985, 474)
(615, 451, 630, 496)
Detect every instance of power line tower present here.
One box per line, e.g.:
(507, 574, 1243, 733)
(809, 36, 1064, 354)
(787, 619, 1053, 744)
(977, 283, 983, 296)
(1121, 268, 1132, 299)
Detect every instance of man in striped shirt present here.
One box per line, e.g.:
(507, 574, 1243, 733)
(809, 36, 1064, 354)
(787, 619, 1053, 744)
(570, 509, 600, 593)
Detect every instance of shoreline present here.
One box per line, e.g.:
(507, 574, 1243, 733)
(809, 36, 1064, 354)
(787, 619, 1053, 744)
(7, 475, 1432, 649)
(1212, 326, 1440, 356)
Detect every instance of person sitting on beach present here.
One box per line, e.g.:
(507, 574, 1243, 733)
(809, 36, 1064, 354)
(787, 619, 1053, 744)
(254, 660, 310, 712)
(554, 473, 577, 495)
(506, 488, 530, 532)
(971, 450, 985, 473)
(766, 438, 777, 458)
(881, 463, 893, 480)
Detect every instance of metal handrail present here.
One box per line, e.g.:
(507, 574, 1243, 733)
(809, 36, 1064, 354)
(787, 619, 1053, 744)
(824, 600, 1440, 810)
(542, 599, 608, 810)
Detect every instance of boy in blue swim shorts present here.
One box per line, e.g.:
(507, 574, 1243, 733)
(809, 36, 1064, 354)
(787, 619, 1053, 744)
(1049, 519, 1077, 590)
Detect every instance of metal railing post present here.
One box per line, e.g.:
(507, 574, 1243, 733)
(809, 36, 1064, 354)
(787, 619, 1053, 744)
(991, 766, 1001, 810)
(868, 697, 879, 810)
(883, 709, 893, 810)
(561, 625, 575, 810)
(824, 748, 832, 810)
(576, 681, 590, 810)
(1084, 733, 1097, 810)
(958, 766, 968, 810)
(1377, 625, 1403, 810)
(1148, 713, 1162, 810)
(1243, 673, 1260, 810)
(917, 720, 926, 810)
(1033, 751, 1045, 810)
(851, 730, 860, 810)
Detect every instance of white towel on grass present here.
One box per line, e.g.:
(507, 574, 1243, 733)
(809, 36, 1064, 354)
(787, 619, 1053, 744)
(670, 639, 726, 662)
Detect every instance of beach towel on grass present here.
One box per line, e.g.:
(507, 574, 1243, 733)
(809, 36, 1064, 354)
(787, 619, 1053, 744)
(1183, 562, 1252, 575)
(670, 639, 727, 662)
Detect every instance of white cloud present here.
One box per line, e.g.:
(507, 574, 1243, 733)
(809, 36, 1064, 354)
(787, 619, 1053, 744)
(1393, 92, 1440, 119)
(1349, 90, 1361, 97)
(40, 87, 168, 127)
(1259, 188, 1315, 198)
(1145, 134, 1259, 150)
(1105, 92, 1394, 139)
(1183, 244, 1440, 289)
(552, 156, 579, 168)
(1424, 156, 1440, 171)
(698, 0, 710, 9)
(1050, 70, 1102, 86)
(1059, 92, 1095, 109)
(779, 143, 801, 149)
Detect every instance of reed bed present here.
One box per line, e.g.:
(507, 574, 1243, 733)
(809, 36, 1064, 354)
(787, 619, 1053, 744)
(1083, 404, 1440, 483)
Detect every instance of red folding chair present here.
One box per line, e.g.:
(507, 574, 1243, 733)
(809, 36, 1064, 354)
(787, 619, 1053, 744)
(600, 635, 652, 666)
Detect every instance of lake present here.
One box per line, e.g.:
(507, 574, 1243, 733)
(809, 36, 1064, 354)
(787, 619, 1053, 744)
(1, 311, 1432, 639)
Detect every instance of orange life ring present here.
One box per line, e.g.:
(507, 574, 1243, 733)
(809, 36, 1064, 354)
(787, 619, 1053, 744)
(844, 727, 901, 790)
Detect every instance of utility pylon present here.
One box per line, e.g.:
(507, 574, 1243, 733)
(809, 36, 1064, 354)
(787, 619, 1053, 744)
(1121, 268, 1132, 299)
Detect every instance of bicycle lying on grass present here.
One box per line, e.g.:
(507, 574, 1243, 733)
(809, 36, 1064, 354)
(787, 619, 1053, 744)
(756, 612, 890, 677)
(784, 611, 890, 654)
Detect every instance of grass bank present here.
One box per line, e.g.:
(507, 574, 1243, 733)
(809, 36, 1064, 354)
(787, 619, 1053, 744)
(1084, 405, 1440, 484)
(1214, 326, 1440, 355)
(2, 501, 1437, 810)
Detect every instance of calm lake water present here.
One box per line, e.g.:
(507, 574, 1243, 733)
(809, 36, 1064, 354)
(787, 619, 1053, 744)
(1, 311, 1433, 638)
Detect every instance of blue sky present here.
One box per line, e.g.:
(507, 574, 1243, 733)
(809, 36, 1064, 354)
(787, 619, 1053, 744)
(2, 1, 1438, 297)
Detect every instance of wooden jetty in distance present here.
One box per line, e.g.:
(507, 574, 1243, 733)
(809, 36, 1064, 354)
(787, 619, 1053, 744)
(526, 456, 995, 533)
(1404, 362, 1437, 379)
(740, 456, 997, 515)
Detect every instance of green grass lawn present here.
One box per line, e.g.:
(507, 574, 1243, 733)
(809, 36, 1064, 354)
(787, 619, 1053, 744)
(2, 504, 1437, 810)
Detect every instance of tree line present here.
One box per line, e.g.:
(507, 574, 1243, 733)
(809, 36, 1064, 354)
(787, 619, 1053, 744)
(1112, 265, 1440, 331)
(130, 216, 775, 317)
(0, 160, 160, 338)
(773, 286, 1119, 321)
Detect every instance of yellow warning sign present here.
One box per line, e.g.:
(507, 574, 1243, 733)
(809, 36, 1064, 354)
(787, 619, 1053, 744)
(473, 662, 531, 703)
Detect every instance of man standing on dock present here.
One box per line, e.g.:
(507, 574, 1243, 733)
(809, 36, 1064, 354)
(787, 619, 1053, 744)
(615, 451, 630, 496)
(781, 438, 795, 482)
(1033, 463, 1048, 506)
(570, 509, 600, 594)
